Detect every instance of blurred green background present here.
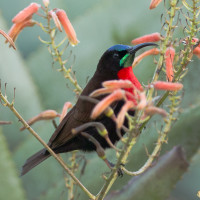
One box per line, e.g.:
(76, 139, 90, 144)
(0, 0, 200, 199)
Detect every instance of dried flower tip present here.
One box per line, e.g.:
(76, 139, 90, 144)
(90, 88, 115, 97)
(132, 48, 160, 67)
(7, 19, 35, 43)
(145, 106, 168, 118)
(131, 32, 161, 45)
(55, 9, 79, 46)
(91, 89, 125, 119)
(12, 3, 41, 23)
(152, 81, 183, 91)
(20, 110, 60, 131)
(136, 92, 147, 110)
(43, 0, 49, 7)
(197, 190, 200, 198)
(60, 102, 73, 122)
(102, 80, 133, 89)
(149, 0, 163, 9)
(116, 101, 134, 129)
(193, 47, 200, 59)
(49, 10, 62, 32)
(0, 29, 16, 49)
(165, 47, 175, 82)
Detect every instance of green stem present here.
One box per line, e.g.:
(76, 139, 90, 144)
(0, 92, 95, 200)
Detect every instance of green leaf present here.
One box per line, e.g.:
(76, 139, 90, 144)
(105, 146, 189, 200)
(0, 128, 26, 200)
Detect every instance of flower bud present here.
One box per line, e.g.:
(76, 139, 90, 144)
(149, 0, 163, 9)
(152, 81, 183, 91)
(132, 48, 160, 67)
(165, 47, 175, 82)
(55, 9, 79, 46)
(131, 32, 161, 45)
(12, 3, 41, 23)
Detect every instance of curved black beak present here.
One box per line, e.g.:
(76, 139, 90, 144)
(128, 42, 158, 54)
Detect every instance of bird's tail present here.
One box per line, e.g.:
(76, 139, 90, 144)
(21, 148, 50, 176)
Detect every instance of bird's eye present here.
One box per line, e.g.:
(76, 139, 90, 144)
(113, 53, 119, 58)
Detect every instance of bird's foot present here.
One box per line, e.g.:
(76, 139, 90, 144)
(104, 159, 124, 177)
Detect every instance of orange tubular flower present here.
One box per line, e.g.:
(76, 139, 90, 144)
(55, 9, 79, 46)
(193, 47, 200, 58)
(149, 0, 163, 9)
(90, 88, 115, 97)
(12, 3, 41, 23)
(49, 10, 62, 32)
(136, 92, 147, 110)
(165, 47, 175, 82)
(7, 19, 35, 42)
(116, 101, 134, 129)
(59, 102, 73, 122)
(91, 89, 125, 119)
(152, 81, 183, 91)
(20, 110, 60, 131)
(102, 80, 133, 89)
(145, 106, 168, 118)
(0, 29, 16, 49)
(131, 32, 161, 45)
(132, 48, 160, 67)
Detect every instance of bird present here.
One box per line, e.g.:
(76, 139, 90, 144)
(21, 42, 156, 176)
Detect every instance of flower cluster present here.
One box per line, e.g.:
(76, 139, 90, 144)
(90, 79, 183, 129)
(131, 33, 200, 83)
(4, 1, 79, 47)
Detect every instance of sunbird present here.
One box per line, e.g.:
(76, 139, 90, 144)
(21, 43, 156, 175)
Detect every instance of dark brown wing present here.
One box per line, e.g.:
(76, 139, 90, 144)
(47, 70, 116, 149)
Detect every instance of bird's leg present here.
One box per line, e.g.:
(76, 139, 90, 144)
(80, 131, 124, 177)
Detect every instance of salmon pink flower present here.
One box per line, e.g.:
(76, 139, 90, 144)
(7, 19, 35, 42)
(55, 9, 79, 46)
(102, 80, 133, 89)
(20, 110, 60, 131)
(12, 3, 41, 23)
(165, 47, 175, 82)
(116, 101, 134, 129)
(132, 48, 160, 67)
(149, 0, 163, 9)
(193, 47, 200, 58)
(151, 81, 183, 91)
(59, 102, 72, 122)
(91, 89, 125, 119)
(90, 88, 115, 97)
(136, 91, 147, 110)
(131, 32, 161, 45)
(49, 10, 62, 32)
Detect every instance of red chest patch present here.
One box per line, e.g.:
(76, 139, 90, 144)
(117, 66, 142, 103)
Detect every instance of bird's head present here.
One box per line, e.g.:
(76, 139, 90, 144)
(97, 43, 157, 90)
